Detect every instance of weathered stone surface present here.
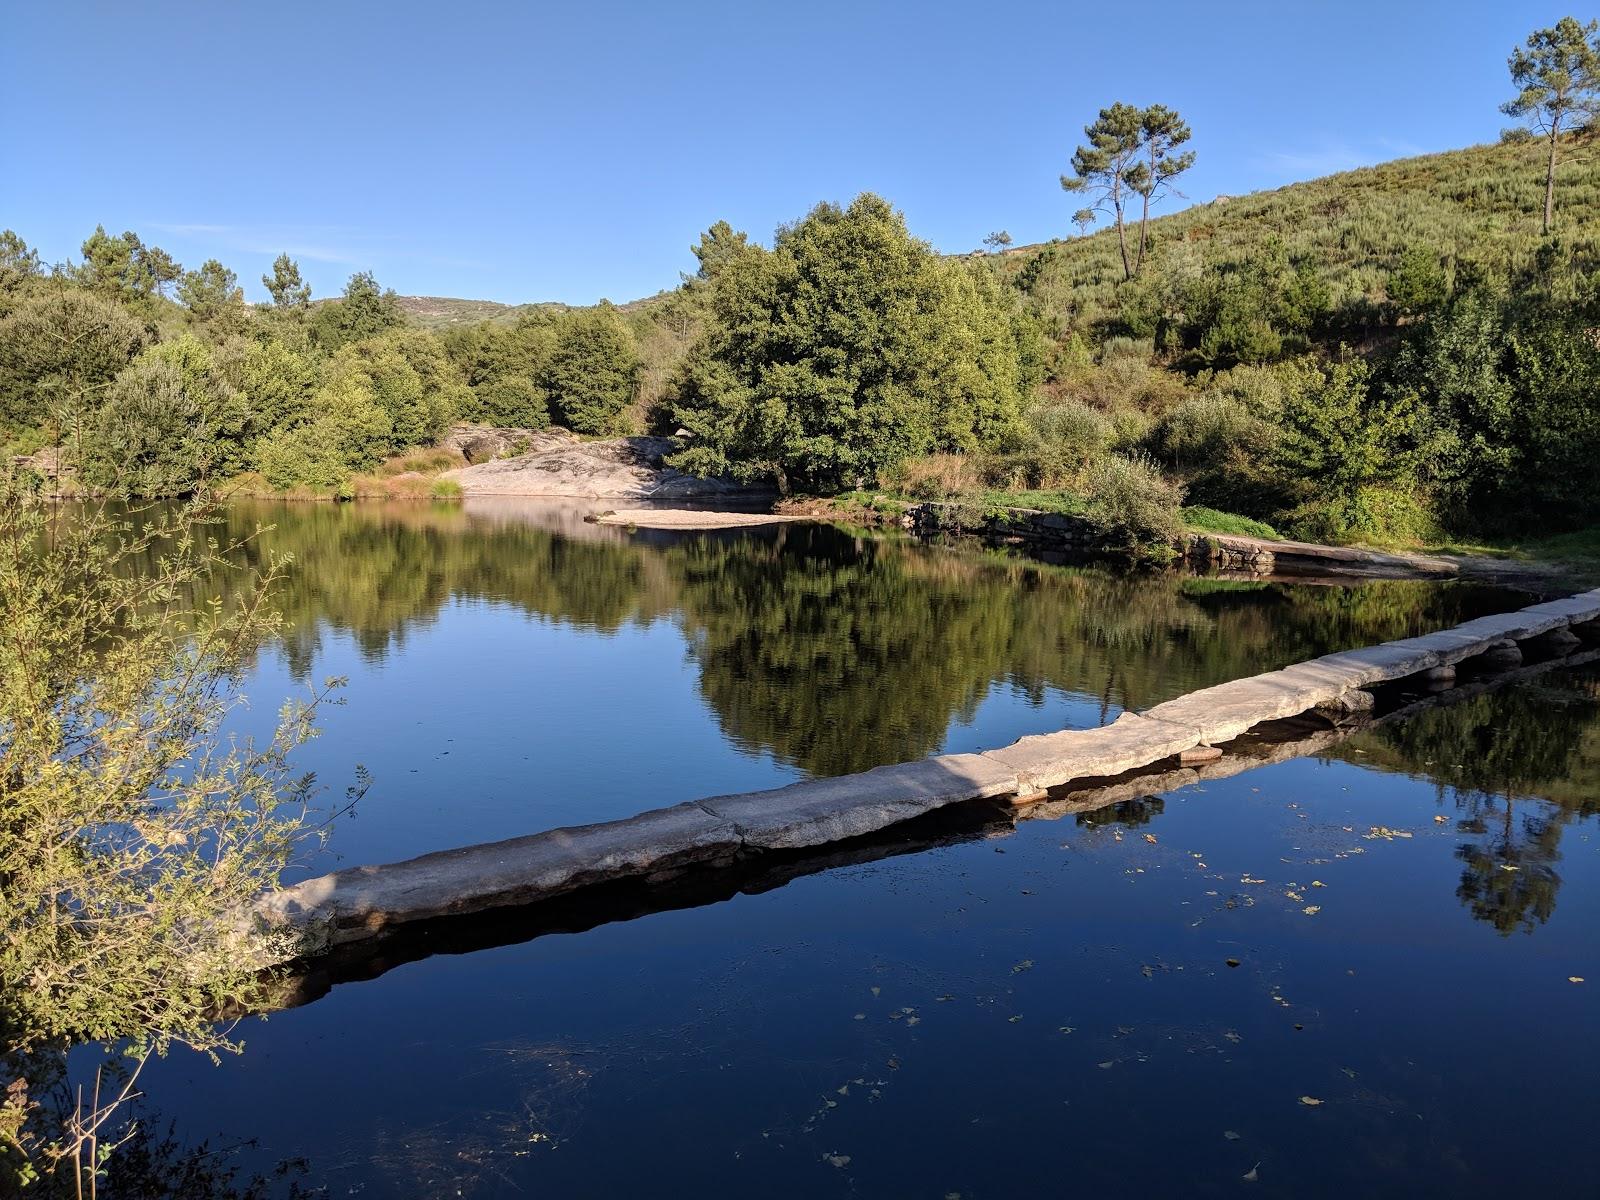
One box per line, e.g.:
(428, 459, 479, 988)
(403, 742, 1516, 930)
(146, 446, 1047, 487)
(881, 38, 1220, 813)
(256, 802, 742, 946)
(1142, 672, 1346, 743)
(698, 754, 1019, 851)
(1189, 534, 1458, 579)
(980, 713, 1200, 792)
(441, 424, 574, 465)
(446, 435, 763, 500)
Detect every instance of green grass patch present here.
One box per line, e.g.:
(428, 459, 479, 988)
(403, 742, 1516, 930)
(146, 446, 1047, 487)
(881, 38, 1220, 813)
(977, 489, 1089, 516)
(1181, 506, 1281, 539)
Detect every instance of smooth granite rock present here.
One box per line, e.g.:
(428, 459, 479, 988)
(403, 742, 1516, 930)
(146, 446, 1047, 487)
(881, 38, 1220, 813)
(698, 754, 1020, 851)
(979, 713, 1200, 791)
(257, 802, 743, 945)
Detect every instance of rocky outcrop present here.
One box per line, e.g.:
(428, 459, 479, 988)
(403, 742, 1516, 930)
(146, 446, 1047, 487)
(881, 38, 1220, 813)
(440, 424, 575, 465)
(444, 435, 764, 500)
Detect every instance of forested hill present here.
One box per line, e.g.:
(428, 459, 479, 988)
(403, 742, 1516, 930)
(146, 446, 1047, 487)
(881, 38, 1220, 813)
(397, 133, 1600, 338)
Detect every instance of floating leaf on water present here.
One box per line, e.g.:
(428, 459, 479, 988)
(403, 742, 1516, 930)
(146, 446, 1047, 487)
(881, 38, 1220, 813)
(1311, 880, 1326, 888)
(1012, 960, 1034, 974)
(907, 1016, 921, 1027)
(1058, 1026, 1075, 1034)
(1571, 976, 1586, 984)
(1224, 1032, 1242, 1044)
(1285, 891, 1304, 902)
(1498, 864, 1521, 872)
(1008, 1015, 1023, 1023)
(1144, 834, 1158, 844)
(1299, 1096, 1324, 1106)
(1223, 1130, 1242, 1141)
(1243, 1163, 1260, 1182)
(1303, 905, 1322, 916)
(1433, 814, 1448, 823)
(936, 995, 956, 1002)
(853, 1013, 866, 1021)
(823, 1153, 850, 1168)
(837, 1085, 850, 1096)
(870, 986, 881, 997)
(1097, 1061, 1115, 1069)
(1341, 1067, 1357, 1079)
(1225, 958, 1241, 968)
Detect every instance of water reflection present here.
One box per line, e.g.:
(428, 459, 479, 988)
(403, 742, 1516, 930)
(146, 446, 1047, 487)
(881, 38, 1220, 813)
(1337, 669, 1600, 933)
(192, 498, 1523, 780)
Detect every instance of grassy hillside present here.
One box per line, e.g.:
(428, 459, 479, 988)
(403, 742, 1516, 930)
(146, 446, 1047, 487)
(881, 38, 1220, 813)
(991, 132, 1600, 336)
(396, 295, 570, 330)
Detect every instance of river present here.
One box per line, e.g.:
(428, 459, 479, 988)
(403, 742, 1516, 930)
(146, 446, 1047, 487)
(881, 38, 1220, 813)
(113, 499, 1599, 1196)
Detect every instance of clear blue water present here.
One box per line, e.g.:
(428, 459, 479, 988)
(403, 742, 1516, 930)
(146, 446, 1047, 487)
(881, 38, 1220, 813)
(104, 500, 1600, 1196)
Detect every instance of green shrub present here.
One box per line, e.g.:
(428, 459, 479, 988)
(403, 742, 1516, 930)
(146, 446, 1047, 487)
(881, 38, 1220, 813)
(887, 453, 983, 500)
(470, 375, 549, 428)
(1148, 394, 1271, 474)
(1283, 484, 1440, 544)
(1081, 452, 1185, 552)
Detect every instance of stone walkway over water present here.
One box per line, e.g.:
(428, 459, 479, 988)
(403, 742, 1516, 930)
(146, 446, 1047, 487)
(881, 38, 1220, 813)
(254, 588, 1600, 964)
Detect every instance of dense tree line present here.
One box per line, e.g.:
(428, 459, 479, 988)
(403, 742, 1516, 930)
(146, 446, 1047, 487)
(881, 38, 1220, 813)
(2, 17, 1596, 549)
(0, 232, 644, 496)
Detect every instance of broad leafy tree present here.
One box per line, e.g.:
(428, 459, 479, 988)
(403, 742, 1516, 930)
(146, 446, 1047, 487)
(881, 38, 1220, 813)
(0, 283, 147, 445)
(545, 303, 640, 434)
(1502, 16, 1600, 233)
(670, 195, 1029, 493)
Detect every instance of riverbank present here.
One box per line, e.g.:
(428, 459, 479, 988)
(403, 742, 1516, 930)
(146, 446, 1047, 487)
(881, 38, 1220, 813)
(253, 587, 1600, 964)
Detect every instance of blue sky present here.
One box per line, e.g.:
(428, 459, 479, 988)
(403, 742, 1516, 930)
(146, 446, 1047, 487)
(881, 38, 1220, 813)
(2, 1, 1557, 305)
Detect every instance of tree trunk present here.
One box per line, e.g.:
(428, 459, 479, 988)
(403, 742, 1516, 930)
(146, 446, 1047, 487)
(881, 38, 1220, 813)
(1543, 128, 1559, 236)
(1135, 190, 1151, 276)
(1113, 194, 1132, 282)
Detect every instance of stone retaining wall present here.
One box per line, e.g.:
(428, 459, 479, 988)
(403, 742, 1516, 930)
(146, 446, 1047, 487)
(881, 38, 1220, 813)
(252, 588, 1600, 963)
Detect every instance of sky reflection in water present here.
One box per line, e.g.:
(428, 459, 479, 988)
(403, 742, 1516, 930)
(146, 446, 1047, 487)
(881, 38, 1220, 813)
(129, 501, 1597, 1197)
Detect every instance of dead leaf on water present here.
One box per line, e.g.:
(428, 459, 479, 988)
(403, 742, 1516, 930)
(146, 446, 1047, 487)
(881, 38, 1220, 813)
(1223, 1130, 1241, 1141)
(1097, 1060, 1115, 1070)
(1144, 834, 1158, 844)
(1299, 1096, 1324, 1106)
(1243, 1163, 1260, 1182)
(823, 1153, 850, 1168)
(1571, 976, 1586, 983)
(1012, 959, 1034, 974)
(1303, 905, 1322, 916)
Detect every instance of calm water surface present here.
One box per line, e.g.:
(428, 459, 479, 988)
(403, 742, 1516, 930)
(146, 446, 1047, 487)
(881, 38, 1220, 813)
(117, 500, 1597, 1196)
